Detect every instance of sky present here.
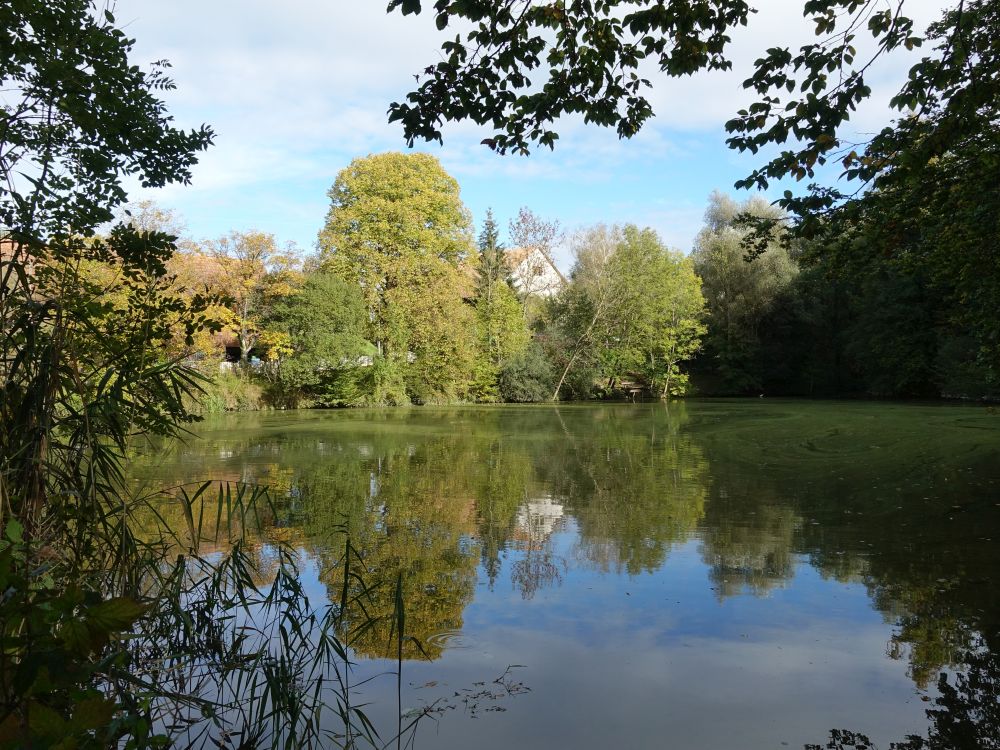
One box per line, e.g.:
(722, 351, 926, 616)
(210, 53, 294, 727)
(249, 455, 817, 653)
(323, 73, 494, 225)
(115, 0, 945, 269)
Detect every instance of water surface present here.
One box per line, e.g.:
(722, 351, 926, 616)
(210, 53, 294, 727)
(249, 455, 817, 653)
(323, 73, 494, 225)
(131, 401, 1000, 749)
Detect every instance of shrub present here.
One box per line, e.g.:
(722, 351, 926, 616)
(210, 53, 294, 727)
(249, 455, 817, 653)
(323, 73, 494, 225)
(498, 342, 555, 402)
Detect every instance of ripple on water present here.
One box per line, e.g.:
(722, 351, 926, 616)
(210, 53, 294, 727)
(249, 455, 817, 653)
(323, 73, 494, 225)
(424, 629, 468, 651)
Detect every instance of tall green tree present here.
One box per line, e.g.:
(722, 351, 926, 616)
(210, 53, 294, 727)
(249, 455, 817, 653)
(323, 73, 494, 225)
(318, 152, 477, 403)
(638, 248, 708, 398)
(476, 208, 511, 298)
(692, 193, 798, 394)
(548, 225, 621, 400)
(549, 225, 706, 399)
(593, 227, 705, 395)
(472, 210, 530, 400)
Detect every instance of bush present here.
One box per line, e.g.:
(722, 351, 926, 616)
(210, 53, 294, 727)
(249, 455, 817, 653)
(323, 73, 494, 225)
(195, 371, 264, 414)
(498, 343, 555, 402)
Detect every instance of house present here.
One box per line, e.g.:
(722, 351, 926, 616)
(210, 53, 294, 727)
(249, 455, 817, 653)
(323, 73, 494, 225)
(504, 246, 566, 299)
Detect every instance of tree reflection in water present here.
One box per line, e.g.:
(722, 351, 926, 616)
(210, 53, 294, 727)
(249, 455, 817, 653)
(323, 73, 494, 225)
(807, 638, 1000, 749)
(129, 402, 1000, 746)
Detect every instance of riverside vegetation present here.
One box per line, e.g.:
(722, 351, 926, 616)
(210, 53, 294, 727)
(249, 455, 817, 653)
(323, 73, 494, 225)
(137, 166, 997, 412)
(1, 0, 998, 748)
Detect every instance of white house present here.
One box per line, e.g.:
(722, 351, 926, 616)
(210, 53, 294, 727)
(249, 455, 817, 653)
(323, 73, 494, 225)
(504, 246, 566, 299)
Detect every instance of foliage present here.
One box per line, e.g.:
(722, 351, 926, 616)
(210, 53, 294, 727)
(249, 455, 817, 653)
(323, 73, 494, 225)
(387, 0, 929, 184)
(0, 518, 149, 748)
(263, 271, 372, 407)
(691, 193, 798, 394)
(318, 152, 477, 404)
(547, 224, 705, 399)
(472, 210, 531, 401)
(497, 342, 556, 403)
(476, 209, 513, 297)
(597, 226, 707, 397)
(547, 225, 621, 400)
(792, 2, 1000, 382)
(386, 0, 999, 392)
(195, 371, 264, 414)
(690, 191, 999, 400)
(842, 269, 938, 398)
(0, 1, 212, 237)
(386, 0, 754, 153)
(631, 240, 707, 397)
(207, 231, 302, 365)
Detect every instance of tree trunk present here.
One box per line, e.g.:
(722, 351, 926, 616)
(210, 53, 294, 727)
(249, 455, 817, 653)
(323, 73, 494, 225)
(239, 330, 251, 366)
(552, 350, 580, 401)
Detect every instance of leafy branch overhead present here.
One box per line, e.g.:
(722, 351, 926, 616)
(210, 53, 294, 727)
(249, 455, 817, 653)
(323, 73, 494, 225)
(0, 1, 213, 238)
(388, 0, 752, 153)
(387, 1, 966, 204)
(389, 0, 1000, 373)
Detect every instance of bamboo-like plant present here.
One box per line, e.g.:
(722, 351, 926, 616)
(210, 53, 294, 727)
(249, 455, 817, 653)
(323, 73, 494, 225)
(0, 4, 425, 747)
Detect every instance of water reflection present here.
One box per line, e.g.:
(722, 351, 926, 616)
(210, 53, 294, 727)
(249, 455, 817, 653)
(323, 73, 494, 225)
(808, 637, 1000, 749)
(130, 402, 1000, 748)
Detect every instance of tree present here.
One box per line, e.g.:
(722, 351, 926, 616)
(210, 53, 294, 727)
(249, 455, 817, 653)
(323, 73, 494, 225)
(476, 208, 512, 298)
(548, 225, 622, 400)
(547, 225, 706, 399)
(692, 193, 798, 393)
(639, 248, 707, 398)
(1, 2, 212, 240)
(118, 199, 188, 238)
(473, 210, 530, 400)
(497, 342, 556, 402)
(264, 271, 373, 406)
(318, 152, 477, 403)
(209, 231, 301, 366)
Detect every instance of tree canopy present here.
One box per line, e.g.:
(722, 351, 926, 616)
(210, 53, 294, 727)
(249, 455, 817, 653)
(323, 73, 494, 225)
(318, 152, 477, 403)
(387, 0, 998, 381)
(1, 1, 212, 239)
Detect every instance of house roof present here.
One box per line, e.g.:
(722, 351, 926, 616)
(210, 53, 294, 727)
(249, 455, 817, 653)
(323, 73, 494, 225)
(504, 246, 567, 285)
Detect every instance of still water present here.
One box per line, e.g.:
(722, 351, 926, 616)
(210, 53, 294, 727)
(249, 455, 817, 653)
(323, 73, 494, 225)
(131, 401, 1000, 749)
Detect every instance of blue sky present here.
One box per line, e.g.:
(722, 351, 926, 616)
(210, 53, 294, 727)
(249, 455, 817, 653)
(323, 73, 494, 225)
(117, 0, 943, 269)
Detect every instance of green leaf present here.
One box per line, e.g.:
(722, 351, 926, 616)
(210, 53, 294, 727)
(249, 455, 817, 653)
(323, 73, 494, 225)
(86, 597, 148, 632)
(70, 696, 116, 731)
(60, 618, 94, 653)
(4, 519, 23, 544)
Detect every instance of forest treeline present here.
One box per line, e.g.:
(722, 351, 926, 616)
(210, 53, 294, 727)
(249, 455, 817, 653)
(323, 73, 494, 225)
(137, 151, 997, 410)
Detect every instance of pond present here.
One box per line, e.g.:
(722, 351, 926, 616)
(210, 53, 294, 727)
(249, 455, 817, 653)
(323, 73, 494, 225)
(130, 401, 1000, 749)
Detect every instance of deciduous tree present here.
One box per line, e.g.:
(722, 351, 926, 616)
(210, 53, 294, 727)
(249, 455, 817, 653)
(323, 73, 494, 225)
(209, 231, 301, 366)
(318, 152, 477, 403)
(692, 193, 797, 393)
(264, 271, 372, 406)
